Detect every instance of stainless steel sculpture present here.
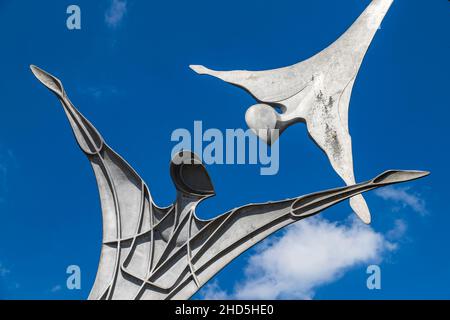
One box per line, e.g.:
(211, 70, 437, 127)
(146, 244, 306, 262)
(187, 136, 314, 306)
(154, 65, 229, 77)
(31, 65, 428, 300)
(190, 0, 394, 224)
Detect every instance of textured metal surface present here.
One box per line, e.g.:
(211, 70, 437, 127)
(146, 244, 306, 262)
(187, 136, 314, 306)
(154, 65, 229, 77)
(31, 64, 428, 300)
(190, 0, 394, 224)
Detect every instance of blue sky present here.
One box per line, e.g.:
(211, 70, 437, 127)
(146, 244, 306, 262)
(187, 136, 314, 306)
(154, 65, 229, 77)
(0, 0, 449, 299)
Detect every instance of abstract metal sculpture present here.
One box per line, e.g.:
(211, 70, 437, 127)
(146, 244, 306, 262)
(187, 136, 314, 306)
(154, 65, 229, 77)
(190, 0, 393, 224)
(31, 65, 428, 300)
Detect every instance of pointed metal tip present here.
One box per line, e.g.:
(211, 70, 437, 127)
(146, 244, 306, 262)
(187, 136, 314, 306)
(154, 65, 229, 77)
(30, 64, 43, 78)
(30, 64, 48, 77)
(356, 215, 371, 225)
(355, 211, 371, 225)
(417, 170, 431, 178)
(189, 64, 212, 75)
(30, 64, 64, 97)
(373, 170, 430, 185)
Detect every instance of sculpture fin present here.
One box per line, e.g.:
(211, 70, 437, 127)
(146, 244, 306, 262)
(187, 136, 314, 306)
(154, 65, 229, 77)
(30, 65, 66, 98)
(190, 0, 393, 103)
(30, 65, 104, 155)
(372, 170, 430, 185)
(291, 169, 429, 220)
(190, 0, 395, 225)
(31, 66, 164, 299)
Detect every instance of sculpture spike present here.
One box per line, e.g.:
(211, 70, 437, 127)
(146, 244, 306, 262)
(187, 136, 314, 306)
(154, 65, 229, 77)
(372, 170, 430, 185)
(30, 65, 65, 98)
(31, 65, 104, 155)
(190, 0, 396, 225)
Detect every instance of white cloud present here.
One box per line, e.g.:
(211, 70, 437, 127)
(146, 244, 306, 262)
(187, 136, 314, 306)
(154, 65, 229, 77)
(200, 280, 229, 300)
(375, 186, 427, 215)
(0, 262, 21, 291)
(51, 285, 62, 293)
(386, 219, 407, 241)
(105, 0, 127, 28)
(201, 216, 397, 300)
(0, 263, 11, 277)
